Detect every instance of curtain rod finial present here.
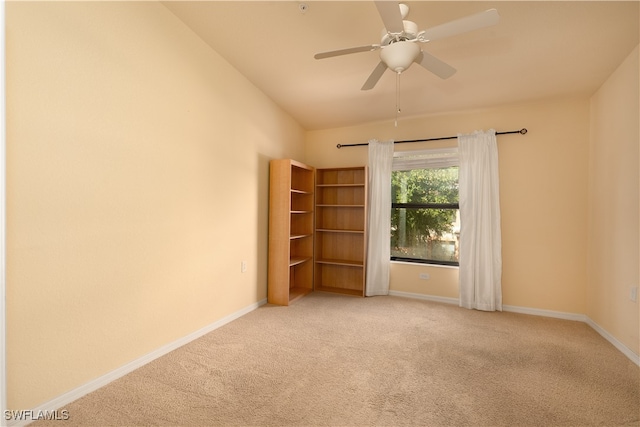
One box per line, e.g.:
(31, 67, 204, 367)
(520, 128, 528, 134)
(337, 143, 342, 148)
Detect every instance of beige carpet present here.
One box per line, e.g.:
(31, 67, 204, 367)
(35, 292, 639, 426)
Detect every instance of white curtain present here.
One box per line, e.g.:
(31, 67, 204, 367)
(366, 139, 394, 296)
(457, 130, 502, 311)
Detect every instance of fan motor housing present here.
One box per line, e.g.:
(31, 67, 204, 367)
(381, 20, 418, 45)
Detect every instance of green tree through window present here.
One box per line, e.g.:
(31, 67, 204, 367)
(391, 166, 460, 265)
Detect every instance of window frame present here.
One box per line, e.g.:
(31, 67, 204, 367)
(390, 147, 460, 267)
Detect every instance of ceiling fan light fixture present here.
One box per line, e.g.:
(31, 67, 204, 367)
(380, 41, 420, 73)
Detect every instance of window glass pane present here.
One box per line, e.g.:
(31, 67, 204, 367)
(390, 165, 460, 264)
(391, 208, 460, 263)
(391, 167, 459, 204)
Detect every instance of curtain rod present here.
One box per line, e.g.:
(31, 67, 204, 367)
(336, 128, 528, 149)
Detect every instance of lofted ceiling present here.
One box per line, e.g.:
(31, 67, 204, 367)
(163, 1, 639, 131)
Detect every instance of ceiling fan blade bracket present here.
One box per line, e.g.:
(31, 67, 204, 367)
(380, 19, 418, 45)
(379, 37, 418, 49)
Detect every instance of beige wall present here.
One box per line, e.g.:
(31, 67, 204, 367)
(306, 96, 591, 314)
(588, 45, 639, 355)
(6, 2, 305, 409)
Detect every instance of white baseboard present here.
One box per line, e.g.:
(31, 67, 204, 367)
(502, 304, 588, 322)
(5, 298, 267, 427)
(388, 290, 458, 305)
(389, 290, 639, 367)
(584, 317, 640, 366)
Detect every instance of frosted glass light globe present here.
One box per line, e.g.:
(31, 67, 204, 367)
(380, 41, 420, 73)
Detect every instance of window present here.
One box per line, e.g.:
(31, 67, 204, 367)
(391, 148, 460, 266)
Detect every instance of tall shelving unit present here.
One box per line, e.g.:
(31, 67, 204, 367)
(268, 159, 315, 305)
(314, 166, 368, 296)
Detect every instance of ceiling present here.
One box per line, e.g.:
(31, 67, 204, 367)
(163, 1, 639, 131)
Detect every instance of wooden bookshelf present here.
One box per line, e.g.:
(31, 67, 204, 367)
(314, 167, 368, 296)
(268, 159, 315, 305)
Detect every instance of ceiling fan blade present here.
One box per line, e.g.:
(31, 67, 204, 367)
(375, 1, 404, 34)
(314, 44, 380, 60)
(421, 9, 500, 42)
(416, 51, 457, 79)
(361, 61, 388, 91)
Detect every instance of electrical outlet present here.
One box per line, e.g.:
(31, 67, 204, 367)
(630, 286, 638, 302)
(241, 261, 247, 273)
(419, 273, 430, 280)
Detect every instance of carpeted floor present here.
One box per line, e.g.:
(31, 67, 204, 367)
(34, 292, 639, 426)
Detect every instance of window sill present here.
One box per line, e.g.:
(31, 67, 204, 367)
(390, 260, 459, 269)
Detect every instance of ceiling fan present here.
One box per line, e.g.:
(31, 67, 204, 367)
(314, 2, 500, 91)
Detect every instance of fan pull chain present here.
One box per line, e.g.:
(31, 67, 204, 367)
(395, 71, 401, 127)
